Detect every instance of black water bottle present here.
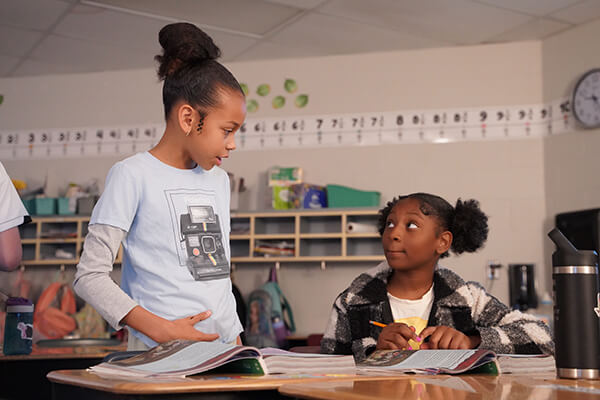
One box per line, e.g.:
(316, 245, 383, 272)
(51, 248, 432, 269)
(549, 228, 600, 379)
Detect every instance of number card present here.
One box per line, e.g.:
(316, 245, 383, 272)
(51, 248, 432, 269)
(0, 98, 572, 159)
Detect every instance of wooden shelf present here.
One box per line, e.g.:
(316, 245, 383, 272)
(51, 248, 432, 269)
(253, 234, 296, 240)
(231, 208, 384, 263)
(39, 238, 78, 244)
(20, 216, 122, 266)
(22, 209, 384, 266)
(299, 233, 343, 239)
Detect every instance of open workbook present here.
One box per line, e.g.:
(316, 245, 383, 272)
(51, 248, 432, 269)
(358, 349, 555, 375)
(88, 340, 356, 378)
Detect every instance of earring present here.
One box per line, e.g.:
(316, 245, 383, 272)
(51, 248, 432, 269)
(197, 117, 204, 133)
(186, 129, 191, 137)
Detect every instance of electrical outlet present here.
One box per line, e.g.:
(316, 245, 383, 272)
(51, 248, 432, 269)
(487, 261, 502, 280)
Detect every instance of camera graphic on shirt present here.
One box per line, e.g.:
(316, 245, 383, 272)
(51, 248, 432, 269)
(180, 205, 229, 281)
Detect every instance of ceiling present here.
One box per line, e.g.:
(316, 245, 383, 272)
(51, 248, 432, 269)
(1, 0, 600, 78)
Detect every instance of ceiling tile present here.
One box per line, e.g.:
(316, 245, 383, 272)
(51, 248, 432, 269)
(207, 32, 259, 61)
(55, 4, 257, 62)
(87, 0, 302, 36)
(319, 0, 532, 44)
(550, 0, 600, 24)
(54, 4, 165, 52)
(11, 57, 87, 76)
(475, 0, 582, 17)
(0, 54, 21, 77)
(267, 13, 450, 55)
(488, 18, 571, 42)
(0, 0, 70, 31)
(264, 0, 327, 9)
(233, 40, 330, 62)
(1, 0, 598, 77)
(29, 34, 152, 72)
(0, 26, 43, 57)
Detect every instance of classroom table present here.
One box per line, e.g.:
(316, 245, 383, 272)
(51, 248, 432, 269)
(1, 343, 125, 400)
(47, 369, 411, 400)
(47, 368, 600, 400)
(47, 369, 600, 400)
(278, 372, 600, 400)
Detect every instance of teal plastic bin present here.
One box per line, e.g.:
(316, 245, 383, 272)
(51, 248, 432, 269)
(57, 197, 74, 215)
(326, 185, 381, 208)
(34, 198, 57, 215)
(22, 199, 36, 215)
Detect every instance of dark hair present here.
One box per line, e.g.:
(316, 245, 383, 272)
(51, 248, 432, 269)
(377, 193, 489, 258)
(154, 22, 244, 119)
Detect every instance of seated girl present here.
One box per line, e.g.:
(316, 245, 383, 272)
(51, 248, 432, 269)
(321, 192, 554, 361)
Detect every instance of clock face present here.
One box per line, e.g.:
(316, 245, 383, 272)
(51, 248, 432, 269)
(573, 69, 600, 128)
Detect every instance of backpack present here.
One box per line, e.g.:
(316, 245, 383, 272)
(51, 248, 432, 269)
(231, 282, 247, 344)
(245, 267, 295, 348)
(34, 281, 77, 339)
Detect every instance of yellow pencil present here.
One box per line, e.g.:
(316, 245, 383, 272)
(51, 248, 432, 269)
(369, 320, 387, 328)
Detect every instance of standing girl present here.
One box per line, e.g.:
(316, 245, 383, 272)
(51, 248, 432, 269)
(321, 193, 553, 360)
(74, 22, 246, 350)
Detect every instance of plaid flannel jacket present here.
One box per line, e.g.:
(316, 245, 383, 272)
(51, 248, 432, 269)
(320, 262, 554, 361)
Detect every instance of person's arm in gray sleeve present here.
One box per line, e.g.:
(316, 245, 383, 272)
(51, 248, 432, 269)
(74, 223, 137, 330)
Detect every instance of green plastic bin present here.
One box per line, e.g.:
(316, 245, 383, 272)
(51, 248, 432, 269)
(57, 197, 74, 215)
(34, 198, 57, 215)
(22, 199, 36, 215)
(326, 185, 381, 208)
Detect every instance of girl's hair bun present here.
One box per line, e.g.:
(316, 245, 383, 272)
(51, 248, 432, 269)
(155, 22, 221, 80)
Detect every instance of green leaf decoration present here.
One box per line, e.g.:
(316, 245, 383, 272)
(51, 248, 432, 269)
(295, 94, 308, 108)
(0, 95, 4, 106)
(284, 79, 297, 93)
(240, 83, 249, 97)
(247, 99, 259, 113)
(272, 96, 286, 109)
(256, 84, 270, 97)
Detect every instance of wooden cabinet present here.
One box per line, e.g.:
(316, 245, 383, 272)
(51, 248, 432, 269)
(20, 209, 384, 266)
(19, 216, 122, 266)
(230, 209, 384, 263)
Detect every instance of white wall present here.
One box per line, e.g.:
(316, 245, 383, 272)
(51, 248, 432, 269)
(542, 18, 600, 291)
(1, 41, 547, 335)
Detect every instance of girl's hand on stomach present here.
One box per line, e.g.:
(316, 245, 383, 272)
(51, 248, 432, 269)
(123, 306, 220, 343)
(418, 326, 481, 350)
(376, 323, 420, 350)
(163, 310, 220, 342)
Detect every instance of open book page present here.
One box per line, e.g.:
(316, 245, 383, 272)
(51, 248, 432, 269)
(260, 347, 349, 358)
(496, 354, 556, 374)
(88, 340, 356, 377)
(358, 349, 496, 375)
(89, 340, 263, 378)
(259, 347, 356, 374)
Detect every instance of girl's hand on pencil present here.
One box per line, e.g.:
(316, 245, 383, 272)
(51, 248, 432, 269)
(375, 322, 420, 350)
(418, 326, 481, 350)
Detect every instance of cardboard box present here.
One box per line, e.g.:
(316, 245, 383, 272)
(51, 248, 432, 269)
(77, 196, 98, 215)
(268, 167, 303, 186)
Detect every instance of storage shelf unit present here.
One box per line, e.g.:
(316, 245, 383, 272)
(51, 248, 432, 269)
(19, 216, 122, 266)
(21, 209, 384, 265)
(230, 208, 384, 263)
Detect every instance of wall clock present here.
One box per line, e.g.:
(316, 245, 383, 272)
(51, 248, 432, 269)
(572, 68, 600, 129)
